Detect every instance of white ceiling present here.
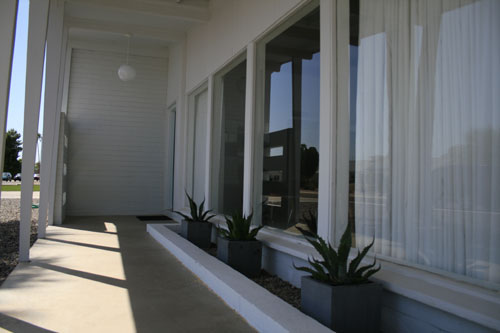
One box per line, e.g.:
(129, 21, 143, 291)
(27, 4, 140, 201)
(65, 0, 210, 47)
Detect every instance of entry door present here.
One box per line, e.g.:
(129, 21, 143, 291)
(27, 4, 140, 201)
(192, 89, 208, 203)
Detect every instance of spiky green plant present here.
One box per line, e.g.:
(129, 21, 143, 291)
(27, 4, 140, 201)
(294, 223, 380, 285)
(174, 192, 216, 223)
(218, 212, 262, 241)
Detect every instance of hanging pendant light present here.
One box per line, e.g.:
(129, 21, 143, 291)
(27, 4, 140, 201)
(118, 34, 136, 81)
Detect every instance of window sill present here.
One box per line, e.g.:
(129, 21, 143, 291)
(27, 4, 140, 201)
(257, 227, 500, 331)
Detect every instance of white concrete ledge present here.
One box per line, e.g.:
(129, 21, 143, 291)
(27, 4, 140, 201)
(147, 223, 331, 333)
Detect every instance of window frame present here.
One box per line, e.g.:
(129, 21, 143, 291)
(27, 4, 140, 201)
(334, 0, 500, 292)
(185, 80, 210, 206)
(253, 0, 322, 231)
(210, 52, 247, 214)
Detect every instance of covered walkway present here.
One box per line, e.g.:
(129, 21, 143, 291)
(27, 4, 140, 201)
(0, 216, 254, 332)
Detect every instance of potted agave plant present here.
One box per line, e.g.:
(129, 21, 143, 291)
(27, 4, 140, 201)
(174, 192, 216, 248)
(217, 212, 263, 277)
(295, 224, 381, 332)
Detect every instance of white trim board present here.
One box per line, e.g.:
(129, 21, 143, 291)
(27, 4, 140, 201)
(147, 223, 331, 333)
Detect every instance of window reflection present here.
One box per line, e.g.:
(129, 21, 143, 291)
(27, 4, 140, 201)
(262, 8, 320, 234)
(348, 0, 500, 285)
(213, 60, 246, 214)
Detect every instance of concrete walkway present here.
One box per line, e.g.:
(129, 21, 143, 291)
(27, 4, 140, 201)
(0, 216, 254, 332)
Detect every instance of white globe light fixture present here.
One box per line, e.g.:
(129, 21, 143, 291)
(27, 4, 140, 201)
(118, 34, 136, 81)
(118, 64, 136, 81)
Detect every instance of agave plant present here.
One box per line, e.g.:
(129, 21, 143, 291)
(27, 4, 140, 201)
(174, 192, 216, 223)
(218, 212, 262, 241)
(295, 223, 380, 285)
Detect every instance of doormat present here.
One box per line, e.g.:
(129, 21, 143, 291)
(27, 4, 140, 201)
(136, 215, 172, 221)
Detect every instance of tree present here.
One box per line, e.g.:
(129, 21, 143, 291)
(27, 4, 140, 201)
(4, 129, 22, 175)
(300, 144, 319, 190)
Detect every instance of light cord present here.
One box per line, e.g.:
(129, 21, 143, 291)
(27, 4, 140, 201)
(126, 35, 130, 64)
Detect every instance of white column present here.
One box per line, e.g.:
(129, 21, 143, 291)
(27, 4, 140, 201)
(38, 0, 64, 238)
(242, 42, 256, 216)
(317, 0, 337, 242)
(19, 0, 50, 262)
(0, 0, 18, 197)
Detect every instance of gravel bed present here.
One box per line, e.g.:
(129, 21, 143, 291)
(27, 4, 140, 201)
(251, 271, 301, 309)
(0, 199, 39, 286)
(204, 242, 301, 309)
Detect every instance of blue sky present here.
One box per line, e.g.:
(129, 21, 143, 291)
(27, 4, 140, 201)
(268, 52, 320, 150)
(7, 0, 44, 161)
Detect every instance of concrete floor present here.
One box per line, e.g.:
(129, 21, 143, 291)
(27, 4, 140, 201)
(0, 216, 255, 332)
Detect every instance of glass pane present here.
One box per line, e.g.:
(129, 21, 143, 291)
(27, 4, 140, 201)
(192, 89, 208, 204)
(213, 60, 246, 214)
(348, 0, 500, 285)
(261, 8, 320, 234)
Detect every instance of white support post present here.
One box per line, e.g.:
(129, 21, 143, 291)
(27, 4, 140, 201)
(0, 0, 18, 198)
(242, 42, 256, 217)
(19, 0, 50, 262)
(38, 0, 64, 238)
(317, 0, 337, 242)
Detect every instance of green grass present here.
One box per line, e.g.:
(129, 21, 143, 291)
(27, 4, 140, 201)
(2, 184, 40, 192)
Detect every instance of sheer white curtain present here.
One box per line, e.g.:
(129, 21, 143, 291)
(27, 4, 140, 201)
(353, 0, 500, 284)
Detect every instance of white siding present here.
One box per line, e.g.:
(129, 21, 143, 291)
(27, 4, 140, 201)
(66, 48, 167, 216)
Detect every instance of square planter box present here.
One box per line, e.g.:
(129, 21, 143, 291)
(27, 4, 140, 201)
(301, 276, 382, 332)
(180, 220, 212, 248)
(216, 237, 262, 277)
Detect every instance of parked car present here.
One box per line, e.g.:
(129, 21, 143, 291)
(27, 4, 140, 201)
(34, 174, 40, 181)
(13, 173, 21, 181)
(2, 172, 12, 181)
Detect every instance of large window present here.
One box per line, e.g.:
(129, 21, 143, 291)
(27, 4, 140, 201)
(257, 8, 320, 234)
(347, 0, 499, 286)
(211, 58, 247, 214)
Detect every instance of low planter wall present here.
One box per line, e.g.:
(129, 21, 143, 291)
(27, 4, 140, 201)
(147, 223, 331, 333)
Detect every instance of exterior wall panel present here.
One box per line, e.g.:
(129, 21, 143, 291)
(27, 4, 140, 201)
(66, 48, 167, 216)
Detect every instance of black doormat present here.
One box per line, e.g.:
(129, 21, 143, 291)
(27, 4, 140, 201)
(136, 215, 172, 221)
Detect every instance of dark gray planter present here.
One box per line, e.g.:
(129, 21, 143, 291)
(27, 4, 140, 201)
(301, 276, 382, 332)
(180, 220, 212, 248)
(216, 236, 262, 277)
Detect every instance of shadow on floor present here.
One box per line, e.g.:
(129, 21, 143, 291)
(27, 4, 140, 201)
(0, 313, 56, 333)
(55, 216, 254, 332)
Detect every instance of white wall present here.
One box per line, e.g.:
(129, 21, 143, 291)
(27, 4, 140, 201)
(185, 0, 305, 92)
(166, 43, 183, 107)
(65, 48, 168, 216)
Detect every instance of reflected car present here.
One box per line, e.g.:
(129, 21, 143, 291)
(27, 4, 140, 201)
(34, 174, 40, 181)
(13, 173, 21, 181)
(2, 172, 12, 181)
